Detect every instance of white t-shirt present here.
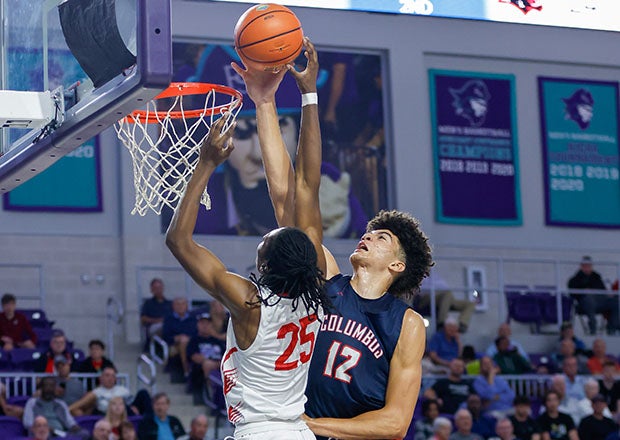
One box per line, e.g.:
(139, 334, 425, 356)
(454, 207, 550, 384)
(93, 384, 131, 413)
(221, 289, 322, 427)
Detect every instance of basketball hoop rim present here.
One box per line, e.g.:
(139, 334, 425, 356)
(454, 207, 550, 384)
(122, 82, 243, 123)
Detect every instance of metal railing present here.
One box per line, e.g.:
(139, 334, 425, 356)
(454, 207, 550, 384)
(105, 296, 124, 361)
(0, 372, 130, 398)
(137, 354, 157, 395)
(149, 335, 169, 366)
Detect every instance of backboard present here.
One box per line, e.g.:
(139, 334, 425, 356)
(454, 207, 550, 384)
(0, 0, 172, 193)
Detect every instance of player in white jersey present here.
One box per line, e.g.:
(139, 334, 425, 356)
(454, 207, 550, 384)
(166, 39, 329, 439)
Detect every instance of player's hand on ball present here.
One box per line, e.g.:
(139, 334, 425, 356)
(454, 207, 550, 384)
(287, 37, 319, 94)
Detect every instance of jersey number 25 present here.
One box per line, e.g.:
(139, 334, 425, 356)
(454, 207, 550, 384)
(275, 314, 317, 371)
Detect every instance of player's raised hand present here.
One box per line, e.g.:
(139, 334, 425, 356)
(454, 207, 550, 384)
(200, 115, 236, 167)
(287, 37, 318, 94)
(231, 61, 287, 106)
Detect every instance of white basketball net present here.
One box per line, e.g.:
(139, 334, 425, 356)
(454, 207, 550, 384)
(115, 84, 241, 216)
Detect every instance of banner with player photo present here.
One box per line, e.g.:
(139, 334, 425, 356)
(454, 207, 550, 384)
(160, 42, 388, 238)
(429, 69, 521, 225)
(538, 77, 620, 228)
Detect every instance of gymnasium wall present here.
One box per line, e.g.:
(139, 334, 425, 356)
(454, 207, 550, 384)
(1, 1, 620, 348)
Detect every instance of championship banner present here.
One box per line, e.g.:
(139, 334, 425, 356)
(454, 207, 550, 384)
(3, 138, 102, 212)
(429, 69, 521, 225)
(538, 77, 620, 228)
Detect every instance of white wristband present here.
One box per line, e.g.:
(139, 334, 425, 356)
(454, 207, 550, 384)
(301, 92, 318, 107)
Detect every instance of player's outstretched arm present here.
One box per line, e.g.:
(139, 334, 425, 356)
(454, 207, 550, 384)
(165, 117, 257, 320)
(231, 63, 295, 227)
(287, 37, 325, 274)
(304, 309, 425, 439)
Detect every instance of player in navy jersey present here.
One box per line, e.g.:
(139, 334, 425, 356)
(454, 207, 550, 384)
(239, 37, 433, 439)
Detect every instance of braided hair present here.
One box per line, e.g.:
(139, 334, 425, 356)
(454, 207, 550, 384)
(249, 227, 331, 317)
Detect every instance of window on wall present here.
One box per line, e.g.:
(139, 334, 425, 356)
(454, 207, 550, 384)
(160, 41, 390, 238)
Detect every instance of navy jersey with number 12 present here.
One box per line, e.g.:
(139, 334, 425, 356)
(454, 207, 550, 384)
(305, 274, 411, 419)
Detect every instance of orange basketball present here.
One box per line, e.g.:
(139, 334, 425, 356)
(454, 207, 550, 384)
(234, 4, 304, 72)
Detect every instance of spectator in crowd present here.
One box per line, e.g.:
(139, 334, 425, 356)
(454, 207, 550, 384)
(31, 415, 52, 440)
(186, 312, 225, 398)
(449, 409, 483, 440)
(90, 419, 112, 440)
(207, 299, 228, 340)
(568, 255, 618, 335)
(104, 396, 128, 439)
(424, 358, 474, 415)
(509, 395, 541, 440)
(587, 339, 619, 374)
(23, 376, 89, 439)
(562, 356, 587, 401)
(599, 360, 620, 413)
(428, 317, 462, 368)
(432, 416, 454, 440)
(0, 292, 37, 350)
(490, 418, 518, 440)
(414, 399, 440, 440)
(547, 375, 580, 424)
(141, 278, 172, 339)
(137, 392, 186, 440)
(463, 345, 481, 375)
(485, 323, 530, 362)
(54, 355, 84, 406)
(473, 356, 515, 417)
(163, 297, 196, 376)
(466, 393, 496, 439)
(578, 394, 617, 440)
(119, 420, 137, 440)
(178, 414, 209, 440)
(77, 340, 115, 376)
(537, 390, 578, 440)
(552, 339, 588, 374)
(0, 381, 24, 418)
(492, 336, 532, 375)
(576, 379, 612, 424)
(557, 322, 588, 357)
(419, 272, 476, 333)
(34, 329, 72, 373)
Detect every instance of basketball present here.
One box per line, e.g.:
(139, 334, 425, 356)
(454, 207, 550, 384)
(234, 3, 304, 72)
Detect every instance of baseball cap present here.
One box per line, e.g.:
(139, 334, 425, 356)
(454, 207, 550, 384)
(592, 394, 607, 404)
(560, 321, 573, 330)
(53, 354, 68, 364)
(197, 312, 211, 321)
(581, 255, 593, 264)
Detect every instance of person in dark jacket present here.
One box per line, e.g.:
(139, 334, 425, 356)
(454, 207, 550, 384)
(137, 392, 185, 440)
(568, 255, 618, 335)
(76, 339, 115, 391)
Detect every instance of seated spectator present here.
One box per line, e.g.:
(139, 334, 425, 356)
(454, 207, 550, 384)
(0, 292, 37, 350)
(587, 339, 620, 374)
(414, 399, 440, 440)
(31, 415, 51, 440)
(578, 394, 617, 440)
(428, 317, 462, 368)
(424, 358, 474, 415)
(465, 393, 496, 439)
(23, 376, 89, 439)
(557, 322, 588, 357)
(485, 323, 530, 362)
(207, 299, 228, 340)
(473, 356, 515, 417)
(419, 272, 476, 333)
(449, 409, 483, 440)
(0, 380, 24, 418)
(119, 420, 137, 440)
(547, 374, 580, 425)
(141, 278, 172, 339)
(34, 329, 72, 373)
(599, 360, 620, 413)
(432, 416, 454, 440)
(91, 419, 113, 440)
(163, 297, 196, 376)
(561, 356, 587, 401)
(509, 395, 541, 440)
(536, 390, 578, 440)
(178, 414, 209, 440)
(54, 355, 84, 406)
(552, 338, 588, 374)
(104, 396, 128, 439)
(576, 379, 612, 424)
(492, 336, 532, 375)
(137, 392, 186, 440)
(186, 312, 225, 398)
(77, 339, 115, 376)
(568, 255, 619, 335)
(490, 418, 517, 440)
(69, 366, 151, 416)
(463, 345, 481, 375)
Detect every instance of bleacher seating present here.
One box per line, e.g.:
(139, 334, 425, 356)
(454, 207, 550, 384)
(16, 308, 53, 328)
(504, 284, 574, 333)
(0, 416, 25, 437)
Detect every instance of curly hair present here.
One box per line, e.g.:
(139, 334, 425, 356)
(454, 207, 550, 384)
(249, 227, 331, 317)
(366, 210, 433, 297)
